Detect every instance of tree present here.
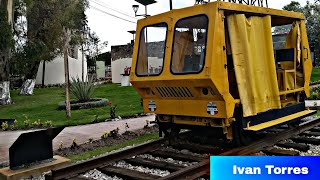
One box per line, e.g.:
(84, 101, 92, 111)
(0, 0, 14, 105)
(303, 1, 320, 64)
(275, 1, 320, 64)
(85, 31, 108, 80)
(283, 1, 303, 12)
(57, 0, 89, 118)
(273, 1, 303, 35)
(11, 0, 88, 116)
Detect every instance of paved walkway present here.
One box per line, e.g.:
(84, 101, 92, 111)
(0, 115, 155, 163)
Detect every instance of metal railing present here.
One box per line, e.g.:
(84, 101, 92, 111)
(220, 0, 268, 7)
(195, 0, 268, 8)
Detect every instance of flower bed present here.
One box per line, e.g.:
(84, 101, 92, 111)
(58, 98, 108, 110)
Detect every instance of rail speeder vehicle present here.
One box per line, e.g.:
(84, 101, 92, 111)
(130, 0, 316, 145)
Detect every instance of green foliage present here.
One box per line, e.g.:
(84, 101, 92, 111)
(311, 68, 320, 82)
(309, 87, 320, 100)
(280, 1, 320, 63)
(71, 138, 78, 149)
(11, 0, 90, 79)
(100, 131, 109, 139)
(1, 122, 9, 131)
(32, 119, 42, 128)
(70, 77, 96, 102)
(0, 7, 13, 51)
(108, 102, 118, 119)
(68, 133, 159, 162)
(45, 120, 52, 128)
(24, 119, 30, 128)
(109, 127, 120, 138)
(0, 84, 142, 129)
(283, 1, 303, 12)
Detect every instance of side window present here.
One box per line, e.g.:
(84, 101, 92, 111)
(136, 23, 167, 76)
(171, 15, 208, 74)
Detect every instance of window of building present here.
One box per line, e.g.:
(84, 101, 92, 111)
(171, 15, 208, 74)
(136, 23, 167, 76)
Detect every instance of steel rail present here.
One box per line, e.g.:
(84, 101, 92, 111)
(45, 138, 166, 180)
(159, 159, 209, 180)
(221, 117, 320, 155)
(46, 117, 320, 180)
(160, 117, 320, 179)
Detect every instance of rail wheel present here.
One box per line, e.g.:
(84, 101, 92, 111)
(233, 108, 253, 146)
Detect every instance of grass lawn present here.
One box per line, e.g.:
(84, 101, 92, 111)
(0, 84, 143, 128)
(311, 67, 320, 82)
(68, 133, 159, 162)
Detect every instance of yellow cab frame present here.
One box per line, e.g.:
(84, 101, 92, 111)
(130, 1, 315, 142)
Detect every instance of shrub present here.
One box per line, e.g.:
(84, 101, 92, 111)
(24, 119, 31, 129)
(58, 141, 64, 150)
(108, 102, 117, 119)
(13, 120, 18, 128)
(71, 138, 78, 149)
(101, 131, 109, 139)
(309, 87, 320, 100)
(32, 119, 42, 128)
(45, 120, 52, 128)
(109, 127, 120, 137)
(1, 122, 9, 131)
(70, 77, 95, 103)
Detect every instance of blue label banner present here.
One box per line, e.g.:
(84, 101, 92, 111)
(210, 156, 320, 180)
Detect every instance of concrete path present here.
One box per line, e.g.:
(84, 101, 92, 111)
(0, 115, 155, 164)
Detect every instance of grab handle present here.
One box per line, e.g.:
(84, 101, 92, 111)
(304, 46, 309, 61)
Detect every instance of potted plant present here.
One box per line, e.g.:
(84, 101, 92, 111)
(121, 66, 131, 86)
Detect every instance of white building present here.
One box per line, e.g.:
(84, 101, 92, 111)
(35, 48, 87, 85)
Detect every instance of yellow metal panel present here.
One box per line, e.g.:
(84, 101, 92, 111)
(300, 21, 313, 97)
(227, 14, 281, 117)
(218, 2, 304, 20)
(143, 99, 228, 118)
(245, 110, 316, 131)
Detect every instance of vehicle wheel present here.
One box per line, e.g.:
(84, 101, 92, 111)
(233, 108, 253, 146)
(168, 127, 181, 145)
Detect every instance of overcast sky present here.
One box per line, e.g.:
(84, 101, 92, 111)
(86, 0, 308, 52)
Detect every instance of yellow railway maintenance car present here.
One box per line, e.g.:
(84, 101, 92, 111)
(130, 1, 316, 145)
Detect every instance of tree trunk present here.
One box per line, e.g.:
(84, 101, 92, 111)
(42, 61, 46, 88)
(81, 44, 84, 81)
(0, 0, 13, 105)
(63, 27, 71, 118)
(19, 61, 40, 95)
(19, 79, 35, 95)
(0, 81, 11, 105)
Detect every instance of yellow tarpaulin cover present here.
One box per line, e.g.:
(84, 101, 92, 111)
(227, 14, 281, 117)
(284, 22, 302, 89)
(137, 31, 148, 75)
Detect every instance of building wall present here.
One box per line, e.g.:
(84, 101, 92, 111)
(111, 42, 164, 83)
(35, 50, 87, 85)
(96, 61, 105, 79)
(111, 58, 132, 83)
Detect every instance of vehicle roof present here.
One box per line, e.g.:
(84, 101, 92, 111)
(137, 1, 304, 27)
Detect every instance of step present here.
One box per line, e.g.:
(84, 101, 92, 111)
(244, 110, 316, 131)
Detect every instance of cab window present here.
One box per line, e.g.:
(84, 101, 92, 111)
(136, 23, 167, 76)
(171, 15, 208, 74)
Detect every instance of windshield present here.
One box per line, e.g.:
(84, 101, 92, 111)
(136, 23, 167, 76)
(171, 15, 208, 74)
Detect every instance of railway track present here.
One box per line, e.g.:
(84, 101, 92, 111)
(45, 116, 320, 180)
